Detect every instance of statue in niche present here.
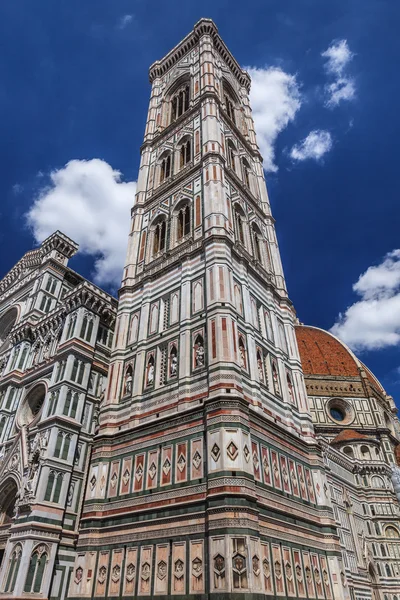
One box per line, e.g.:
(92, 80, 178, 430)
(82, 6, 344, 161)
(170, 347, 178, 376)
(147, 357, 155, 386)
(124, 366, 133, 396)
(257, 353, 263, 380)
(272, 362, 281, 395)
(239, 346, 245, 369)
(195, 336, 205, 367)
(287, 373, 294, 402)
(42, 338, 51, 361)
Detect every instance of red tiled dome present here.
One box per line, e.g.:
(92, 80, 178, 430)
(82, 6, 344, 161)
(295, 326, 360, 377)
(331, 429, 371, 444)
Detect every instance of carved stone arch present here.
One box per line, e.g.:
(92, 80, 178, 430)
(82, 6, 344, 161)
(164, 72, 191, 98)
(0, 475, 19, 525)
(221, 77, 240, 105)
(0, 307, 19, 353)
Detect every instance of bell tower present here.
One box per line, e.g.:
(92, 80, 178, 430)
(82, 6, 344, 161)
(72, 19, 346, 600)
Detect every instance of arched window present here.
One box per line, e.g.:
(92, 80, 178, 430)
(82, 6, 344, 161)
(44, 471, 63, 503)
(0, 416, 6, 441)
(343, 446, 354, 458)
(152, 218, 167, 256)
(177, 204, 191, 240)
(233, 205, 245, 245)
(64, 390, 72, 416)
(385, 563, 391, 577)
(360, 445, 371, 460)
(227, 141, 236, 173)
(380, 544, 386, 557)
(4, 544, 22, 593)
(170, 84, 190, 123)
(24, 546, 48, 593)
(242, 158, 251, 189)
(160, 153, 172, 183)
(180, 138, 191, 168)
(371, 475, 384, 488)
(238, 336, 247, 370)
(224, 93, 236, 124)
(252, 224, 262, 262)
(385, 526, 400, 538)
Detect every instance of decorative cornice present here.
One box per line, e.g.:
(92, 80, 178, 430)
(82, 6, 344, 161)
(149, 19, 251, 92)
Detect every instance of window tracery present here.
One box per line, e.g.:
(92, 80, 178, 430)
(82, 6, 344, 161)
(160, 153, 172, 184)
(24, 545, 48, 593)
(170, 84, 190, 123)
(179, 138, 191, 168)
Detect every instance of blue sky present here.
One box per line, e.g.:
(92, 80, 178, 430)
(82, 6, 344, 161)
(1, 0, 400, 401)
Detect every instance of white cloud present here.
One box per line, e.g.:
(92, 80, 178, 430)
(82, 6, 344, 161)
(290, 130, 332, 162)
(325, 78, 355, 106)
(247, 66, 302, 172)
(322, 39, 353, 76)
(118, 14, 133, 29)
(331, 250, 400, 350)
(321, 40, 356, 107)
(26, 159, 136, 288)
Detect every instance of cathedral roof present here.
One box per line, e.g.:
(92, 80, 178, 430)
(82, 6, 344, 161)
(295, 325, 360, 377)
(331, 429, 372, 445)
(295, 325, 385, 395)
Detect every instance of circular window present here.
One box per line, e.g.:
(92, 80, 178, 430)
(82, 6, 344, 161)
(18, 384, 46, 426)
(327, 398, 354, 425)
(330, 407, 344, 421)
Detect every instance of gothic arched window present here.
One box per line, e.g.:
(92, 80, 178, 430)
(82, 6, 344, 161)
(160, 153, 172, 184)
(24, 546, 48, 593)
(170, 84, 190, 123)
(177, 204, 191, 241)
(152, 218, 167, 256)
(386, 526, 400, 538)
(179, 138, 192, 168)
(4, 544, 22, 593)
(224, 93, 236, 124)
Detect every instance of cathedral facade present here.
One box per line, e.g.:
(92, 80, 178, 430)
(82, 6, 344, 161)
(0, 18, 399, 600)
